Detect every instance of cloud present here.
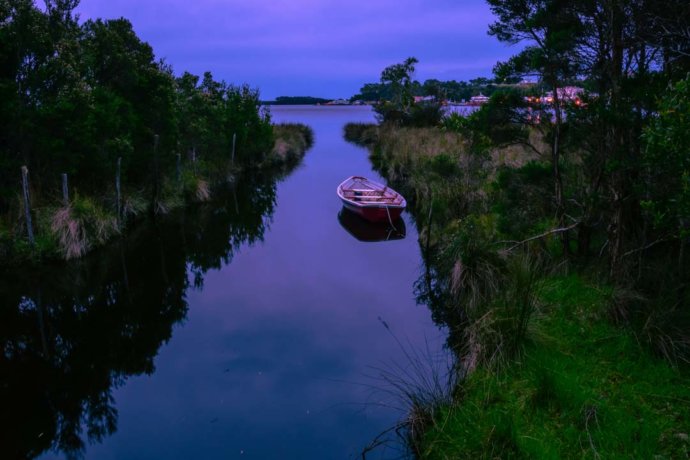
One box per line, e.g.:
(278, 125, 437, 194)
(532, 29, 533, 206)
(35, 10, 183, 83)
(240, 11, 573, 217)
(75, 0, 512, 98)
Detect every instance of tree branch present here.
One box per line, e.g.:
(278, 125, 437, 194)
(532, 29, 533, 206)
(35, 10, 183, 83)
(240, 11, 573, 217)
(622, 236, 676, 258)
(499, 222, 580, 252)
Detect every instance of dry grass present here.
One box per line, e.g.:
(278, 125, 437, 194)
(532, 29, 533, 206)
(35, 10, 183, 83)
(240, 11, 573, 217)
(377, 126, 469, 174)
(195, 179, 211, 202)
(50, 197, 118, 259)
(271, 123, 314, 164)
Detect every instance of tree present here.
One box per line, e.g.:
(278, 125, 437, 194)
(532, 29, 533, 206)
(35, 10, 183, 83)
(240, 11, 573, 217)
(374, 57, 419, 124)
(642, 76, 690, 251)
(487, 0, 582, 256)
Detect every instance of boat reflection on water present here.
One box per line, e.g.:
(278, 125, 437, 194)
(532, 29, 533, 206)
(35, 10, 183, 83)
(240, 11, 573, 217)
(338, 207, 406, 242)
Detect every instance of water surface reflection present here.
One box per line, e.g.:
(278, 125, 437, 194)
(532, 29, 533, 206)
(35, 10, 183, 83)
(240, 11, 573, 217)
(2, 106, 443, 459)
(0, 175, 283, 458)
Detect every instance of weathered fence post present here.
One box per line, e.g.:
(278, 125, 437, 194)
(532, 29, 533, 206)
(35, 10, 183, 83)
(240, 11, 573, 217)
(152, 134, 160, 212)
(231, 132, 236, 165)
(116, 157, 122, 227)
(21, 166, 35, 245)
(61, 173, 69, 206)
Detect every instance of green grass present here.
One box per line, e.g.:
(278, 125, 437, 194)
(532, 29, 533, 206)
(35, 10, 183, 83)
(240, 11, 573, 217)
(420, 275, 690, 459)
(269, 123, 314, 166)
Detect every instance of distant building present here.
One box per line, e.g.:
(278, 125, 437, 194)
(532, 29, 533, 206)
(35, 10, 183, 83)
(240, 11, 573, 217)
(544, 86, 585, 104)
(526, 86, 587, 106)
(469, 93, 490, 105)
(414, 95, 437, 103)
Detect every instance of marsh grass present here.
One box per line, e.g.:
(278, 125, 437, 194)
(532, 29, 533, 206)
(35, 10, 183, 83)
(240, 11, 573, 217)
(270, 123, 314, 165)
(343, 123, 378, 146)
(460, 254, 543, 373)
(637, 287, 690, 366)
(50, 196, 118, 259)
(362, 323, 459, 459)
(195, 179, 211, 202)
(120, 191, 147, 222)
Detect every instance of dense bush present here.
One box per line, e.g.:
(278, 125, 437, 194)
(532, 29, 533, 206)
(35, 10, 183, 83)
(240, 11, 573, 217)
(0, 1, 276, 259)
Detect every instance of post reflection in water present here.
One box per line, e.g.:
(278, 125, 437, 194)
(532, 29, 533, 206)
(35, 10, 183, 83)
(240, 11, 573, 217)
(0, 175, 280, 459)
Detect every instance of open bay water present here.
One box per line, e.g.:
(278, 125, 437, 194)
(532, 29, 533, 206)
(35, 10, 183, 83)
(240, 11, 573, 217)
(3, 106, 446, 459)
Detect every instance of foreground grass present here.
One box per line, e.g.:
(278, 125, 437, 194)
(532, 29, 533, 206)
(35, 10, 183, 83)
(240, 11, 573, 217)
(420, 275, 690, 459)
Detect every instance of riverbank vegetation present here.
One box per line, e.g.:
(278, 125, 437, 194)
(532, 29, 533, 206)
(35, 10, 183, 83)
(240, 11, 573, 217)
(347, 1, 690, 456)
(0, 1, 312, 263)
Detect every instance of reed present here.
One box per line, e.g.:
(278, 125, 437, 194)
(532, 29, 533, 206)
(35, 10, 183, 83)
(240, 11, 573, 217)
(343, 122, 378, 146)
(50, 196, 118, 259)
(270, 123, 314, 165)
(362, 324, 460, 459)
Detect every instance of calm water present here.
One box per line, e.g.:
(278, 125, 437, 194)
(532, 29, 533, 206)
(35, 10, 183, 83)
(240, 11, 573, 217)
(2, 106, 445, 459)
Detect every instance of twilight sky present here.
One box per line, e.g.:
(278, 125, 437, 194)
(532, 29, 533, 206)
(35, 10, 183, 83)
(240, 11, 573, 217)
(75, 0, 516, 100)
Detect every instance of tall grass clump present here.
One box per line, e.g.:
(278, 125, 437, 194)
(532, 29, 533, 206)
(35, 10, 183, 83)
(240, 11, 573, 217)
(178, 170, 212, 204)
(343, 122, 378, 146)
(270, 123, 314, 166)
(50, 196, 118, 259)
(434, 215, 543, 372)
(464, 254, 543, 372)
(634, 278, 690, 366)
(362, 325, 460, 459)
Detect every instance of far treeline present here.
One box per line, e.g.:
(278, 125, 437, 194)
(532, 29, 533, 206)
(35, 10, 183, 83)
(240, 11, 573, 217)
(347, 0, 690, 457)
(350, 76, 508, 103)
(0, 0, 311, 262)
(267, 96, 332, 105)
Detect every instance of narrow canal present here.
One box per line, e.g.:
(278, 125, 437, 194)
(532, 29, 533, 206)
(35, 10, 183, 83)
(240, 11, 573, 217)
(3, 106, 445, 459)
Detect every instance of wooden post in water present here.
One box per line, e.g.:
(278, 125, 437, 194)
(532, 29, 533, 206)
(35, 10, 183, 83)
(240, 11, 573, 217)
(21, 166, 35, 245)
(231, 132, 236, 165)
(61, 173, 69, 206)
(116, 157, 122, 227)
(152, 134, 160, 213)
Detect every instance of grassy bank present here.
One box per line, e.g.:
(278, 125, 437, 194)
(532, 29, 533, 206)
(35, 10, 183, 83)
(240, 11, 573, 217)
(345, 123, 690, 458)
(421, 275, 690, 458)
(0, 123, 313, 265)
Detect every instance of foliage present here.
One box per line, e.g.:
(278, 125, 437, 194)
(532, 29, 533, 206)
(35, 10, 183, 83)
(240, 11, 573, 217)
(373, 57, 418, 124)
(492, 161, 553, 238)
(350, 77, 508, 103)
(0, 1, 278, 262)
(642, 76, 690, 240)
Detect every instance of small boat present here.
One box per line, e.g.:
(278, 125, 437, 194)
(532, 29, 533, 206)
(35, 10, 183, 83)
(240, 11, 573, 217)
(338, 208, 406, 242)
(336, 176, 406, 223)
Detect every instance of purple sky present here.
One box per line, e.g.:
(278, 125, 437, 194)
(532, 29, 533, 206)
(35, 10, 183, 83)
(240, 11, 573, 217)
(75, 0, 516, 99)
